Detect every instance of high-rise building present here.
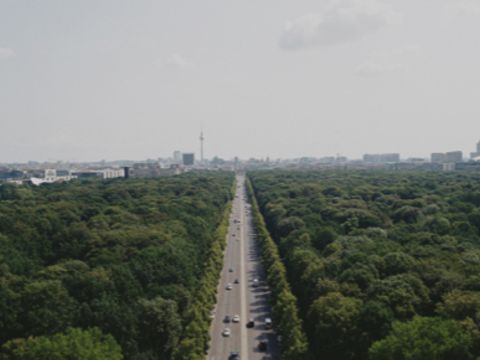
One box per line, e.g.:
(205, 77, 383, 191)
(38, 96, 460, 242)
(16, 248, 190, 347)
(173, 151, 182, 164)
(445, 151, 463, 163)
(432, 151, 463, 163)
(182, 153, 195, 166)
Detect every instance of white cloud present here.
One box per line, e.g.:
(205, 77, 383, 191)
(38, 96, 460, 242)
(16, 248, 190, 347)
(279, 0, 401, 50)
(164, 53, 194, 68)
(0, 47, 15, 59)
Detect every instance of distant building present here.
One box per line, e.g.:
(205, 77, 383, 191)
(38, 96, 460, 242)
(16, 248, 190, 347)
(456, 162, 480, 170)
(71, 171, 100, 179)
(182, 153, 195, 166)
(100, 168, 125, 179)
(173, 151, 182, 164)
(470, 140, 480, 159)
(443, 163, 456, 172)
(71, 168, 124, 180)
(406, 158, 427, 164)
(363, 153, 400, 163)
(44, 169, 57, 182)
(431, 153, 446, 163)
(445, 151, 463, 163)
(432, 151, 463, 163)
(30, 169, 76, 185)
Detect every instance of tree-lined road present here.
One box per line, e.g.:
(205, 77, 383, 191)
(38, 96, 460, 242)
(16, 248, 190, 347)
(208, 174, 280, 360)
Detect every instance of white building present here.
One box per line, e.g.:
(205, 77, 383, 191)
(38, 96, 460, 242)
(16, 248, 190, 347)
(173, 151, 182, 164)
(100, 168, 125, 179)
(30, 169, 76, 185)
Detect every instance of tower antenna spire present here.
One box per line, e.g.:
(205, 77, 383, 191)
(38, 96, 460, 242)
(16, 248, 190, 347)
(200, 129, 205, 163)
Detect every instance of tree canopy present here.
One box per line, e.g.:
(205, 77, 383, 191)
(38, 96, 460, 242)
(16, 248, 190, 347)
(0, 172, 234, 359)
(248, 169, 480, 359)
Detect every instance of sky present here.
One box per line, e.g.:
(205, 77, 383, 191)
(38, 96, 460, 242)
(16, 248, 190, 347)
(1, 0, 480, 162)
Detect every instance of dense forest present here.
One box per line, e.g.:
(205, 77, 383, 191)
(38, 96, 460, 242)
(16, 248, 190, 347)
(249, 169, 480, 360)
(0, 172, 234, 359)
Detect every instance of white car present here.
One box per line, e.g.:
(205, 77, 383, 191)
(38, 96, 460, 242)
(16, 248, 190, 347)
(223, 328, 231, 337)
(226, 283, 233, 290)
(265, 317, 272, 330)
(232, 314, 240, 323)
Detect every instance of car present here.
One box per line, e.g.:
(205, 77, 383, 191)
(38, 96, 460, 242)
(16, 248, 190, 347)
(258, 340, 268, 351)
(232, 234, 236, 237)
(246, 319, 255, 328)
(265, 317, 272, 329)
(222, 328, 231, 337)
(232, 314, 240, 323)
(229, 268, 234, 272)
(229, 352, 240, 360)
(224, 315, 231, 323)
(234, 278, 239, 284)
(226, 283, 233, 290)
(252, 278, 259, 287)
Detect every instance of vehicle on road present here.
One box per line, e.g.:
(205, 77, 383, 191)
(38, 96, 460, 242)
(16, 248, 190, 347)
(224, 315, 231, 323)
(222, 328, 231, 337)
(258, 340, 268, 352)
(246, 319, 255, 328)
(252, 278, 259, 287)
(232, 314, 240, 323)
(229, 351, 240, 359)
(234, 278, 239, 284)
(229, 268, 234, 272)
(226, 283, 233, 290)
(265, 317, 272, 329)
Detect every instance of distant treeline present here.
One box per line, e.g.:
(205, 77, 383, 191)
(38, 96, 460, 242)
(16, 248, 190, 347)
(0, 172, 234, 359)
(249, 169, 480, 360)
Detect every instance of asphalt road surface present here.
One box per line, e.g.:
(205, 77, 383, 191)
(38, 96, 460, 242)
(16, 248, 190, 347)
(208, 174, 280, 360)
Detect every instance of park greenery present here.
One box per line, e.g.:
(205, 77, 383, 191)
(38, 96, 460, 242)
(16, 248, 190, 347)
(0, 172, 234, 360)
(248, 169, 480, 359)
(246, 178, 309, 360)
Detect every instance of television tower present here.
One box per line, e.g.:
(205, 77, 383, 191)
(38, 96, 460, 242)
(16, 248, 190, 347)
(200, 130, 205, 162)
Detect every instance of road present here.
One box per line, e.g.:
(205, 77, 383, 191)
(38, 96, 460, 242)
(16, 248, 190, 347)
(208, 174, 280, 360)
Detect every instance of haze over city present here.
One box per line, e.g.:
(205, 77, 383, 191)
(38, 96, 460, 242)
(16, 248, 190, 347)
(1, 0, 480, 162)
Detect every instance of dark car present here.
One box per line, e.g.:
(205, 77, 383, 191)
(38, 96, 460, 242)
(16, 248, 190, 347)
(234, 278, 239, 284)
(246, 319, 255, 328)
(229, 351, 240, 359)
(224, 315, 231, 323)
(258, 340, 268, 352)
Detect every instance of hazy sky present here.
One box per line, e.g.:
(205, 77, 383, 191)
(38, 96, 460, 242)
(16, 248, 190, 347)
(1, 0, 480, 162)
